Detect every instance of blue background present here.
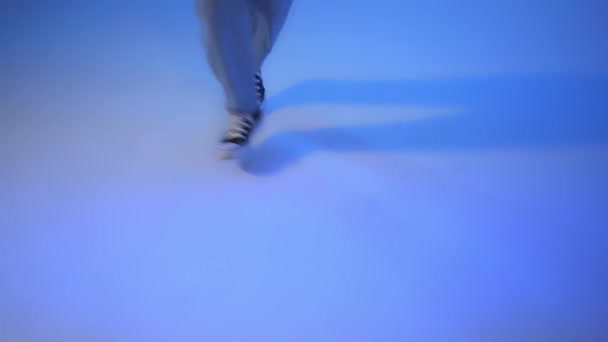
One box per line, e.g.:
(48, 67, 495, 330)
(1, 1, 607, 341)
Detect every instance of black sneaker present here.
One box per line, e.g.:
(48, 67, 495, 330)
(217, 109, 262, 159)
(254, 70, 265, 106)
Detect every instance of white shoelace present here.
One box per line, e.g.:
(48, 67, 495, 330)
(254, 72, 264, 104)
(226, 114, 254, 140)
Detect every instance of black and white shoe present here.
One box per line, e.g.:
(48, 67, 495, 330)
(254, 70, 265, 106)
(217, 109, 262, 159)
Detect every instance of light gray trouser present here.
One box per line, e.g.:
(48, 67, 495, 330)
(195, 0, 293, 116)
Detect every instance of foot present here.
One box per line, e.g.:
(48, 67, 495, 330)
(217, 109, 262, 159)
(255, 70, 265, 106)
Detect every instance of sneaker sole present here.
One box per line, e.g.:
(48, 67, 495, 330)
(217, 143, 249, 160)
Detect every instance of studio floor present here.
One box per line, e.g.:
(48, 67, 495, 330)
(1, 1, 607, 341)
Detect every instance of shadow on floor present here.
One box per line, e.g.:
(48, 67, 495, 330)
(241, 75, 608, 175)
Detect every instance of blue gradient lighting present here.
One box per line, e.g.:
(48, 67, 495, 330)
(1, 1, 607, 341)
